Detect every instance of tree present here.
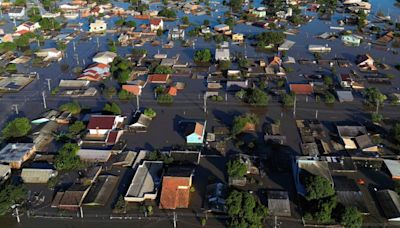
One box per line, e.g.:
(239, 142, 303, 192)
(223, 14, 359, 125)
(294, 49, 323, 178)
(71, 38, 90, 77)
(237, 88, 269, 106)
(364, 87, 387, 107)
(182, 16, 189, 25)
(227, 159, 247, 178)
(282, 93, 295, 107)
(218, 60, 231, 70)
(256, 32, 286, 48)
(157, 94, 174, 104)
(14, 0, 26, 6)
(144, 108, 157, 118)
(371, 113, 383, 123)
(203, 19, 210, 26)
(14, 34, 31, 47)
(340, 207, 363, 228)
(225, 17, 235, 29)
(323, 76, 333, 86)
(238, 58, 249, 68)
(154, 65, 174, 74)
(228, 0, 244, 12)
(118, 90, 133, 100)
(231, 113, 258, 136)
(39, 18, 61, 31)
(60, 102, 81, 115)
(115, 18, 125, 27)
(158, 8, 176, 18)
(54, 143, 84, 171)
(194, 49, 212, 63)
(27, 7, 41, 22)
(357, 10, 367, 29)
(304, 174, 335, 200)
(0, 42, 17, 53)
(68, 121, 86, 137)
(226, 190, 243, 217)
(57, 42, 67, 51)
(132, 48, 147, 57)
(2, 117, 31, 139)
(226, 190, 268, 228)
(125, 20, 136, 28)
(392, 123, 400, 143)
(0, 184, 27, 215)
(103, 102, 122, 115)
(314, 196, 337, 223)
(157, 28, 163, 36)
(113, 195, 126, 213)
(117, 70, 131, 84)
(324, 92, 335, 104)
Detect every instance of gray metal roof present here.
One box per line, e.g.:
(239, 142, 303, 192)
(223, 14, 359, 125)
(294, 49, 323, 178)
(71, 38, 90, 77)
(0, 143, 35, 163)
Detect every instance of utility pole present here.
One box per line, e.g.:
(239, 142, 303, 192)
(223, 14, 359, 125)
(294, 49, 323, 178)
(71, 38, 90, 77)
(203, 94, 207, 113)
(136, 95, 140, 111)
(80, 206, 84, 218)
(12, 104, 19, 115)
(315, 110, 318, 119)
(42, 91, 47, 109)
(173, 212, 177, 228)
(375, 100, 380, 114)
(46, 78, 51, 91)
(293, 95, 297, 117)
(75, 53, 79, 65)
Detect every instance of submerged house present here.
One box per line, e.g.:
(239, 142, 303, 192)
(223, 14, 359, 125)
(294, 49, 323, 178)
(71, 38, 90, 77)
(89, 20, 107, 33)
(85, 115, 125, 145)
(0, 143, 36, 169)
(185, 121, 206, 144)
(341, 35, 361, 46)
(150, 18, 163, 31)
(159, 166, 194, 209)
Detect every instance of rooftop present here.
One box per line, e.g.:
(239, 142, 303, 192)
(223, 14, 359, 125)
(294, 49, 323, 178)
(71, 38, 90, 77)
(0, 143, 35, 163)
(125, 161, 164, 201)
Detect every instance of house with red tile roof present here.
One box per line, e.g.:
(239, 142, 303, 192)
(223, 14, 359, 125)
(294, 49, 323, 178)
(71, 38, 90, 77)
(86, 115, 125, 145)
(166, 86, 177, 96)
(122, 85, 142, 96)
(150, 18, 163, 31)
(87, 115, 125, 135)
(289, 83, 314, 95)
(147, 74, 170, 84)
(15, 22, 40, 34)
(78, 63, 111, 81)
(159, 167, 194, 209)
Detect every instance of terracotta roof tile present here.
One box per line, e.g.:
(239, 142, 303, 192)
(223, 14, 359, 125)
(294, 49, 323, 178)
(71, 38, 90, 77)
(122, 85, 142, 95)
(147, 74, 170, 83)
(159, 176, 191, 209)
(87, 115, 116, 130)
(289, 84, 314, 95)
